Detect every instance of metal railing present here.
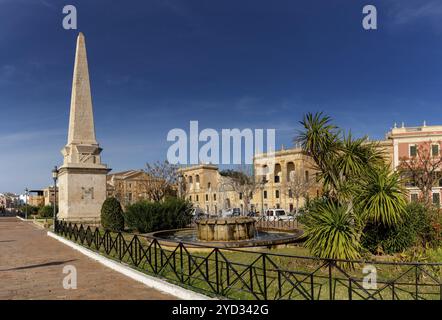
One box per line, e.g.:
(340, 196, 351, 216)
(255, 216, 299, 230)
(55, 221, 442, 300)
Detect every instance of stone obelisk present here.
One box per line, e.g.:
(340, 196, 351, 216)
(58, 32, 111, 223)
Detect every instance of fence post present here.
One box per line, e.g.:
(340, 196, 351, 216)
(348, 278, 352, 300)
(154, 240, 158, 274)
(310, 274, 314, 300)
(328, 261, 333, 300)
(262, 253, 267, 300)
(180, 243, 184, 283)
(415, 265, 419, 300)
(215, 248, 220, 294)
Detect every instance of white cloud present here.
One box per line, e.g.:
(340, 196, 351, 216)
(0, 129, 64, 147)
(389, 0, 442, 27)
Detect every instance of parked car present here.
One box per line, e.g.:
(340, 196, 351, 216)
(264, 209, 293, 221)
(191, 208, 208, 221)
(221, 208, 241, 217)
(247, 211, 258, 217)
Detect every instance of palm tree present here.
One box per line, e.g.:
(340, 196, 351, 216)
(303, 200, 361, 266)
(297, 112, 407, 263)
(357, 165, 407, 226)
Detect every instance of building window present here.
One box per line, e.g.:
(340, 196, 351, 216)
(432, 144, 440, 157)
(239, 192, 243, 200)
(274, 175, 280, 183)
(288, 189, 293, 198)
(433, 193, 440, 206)
(213, 194, 216, 201)
(305, 170, 309, 182)
(275, 190, 279, 199)
(205, 194, 208, 201)
(263, 190, 267, 199)
(189, 196, 192, 201)
(208, 182, 211, 189)
(196, 195, 199, 201)
(410, 194, 418, 202)
(409, 145, 417, 157)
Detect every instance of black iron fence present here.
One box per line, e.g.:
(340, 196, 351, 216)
(55, 221, 442, 300)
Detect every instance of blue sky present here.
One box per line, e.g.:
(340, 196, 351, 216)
(1, 0, 442, 193)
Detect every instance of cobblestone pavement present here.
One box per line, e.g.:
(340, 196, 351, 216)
(0, 217, 176, 300)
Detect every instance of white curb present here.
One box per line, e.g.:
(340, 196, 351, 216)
(47, 231, 215, 300)
(16, 216, 26, 221)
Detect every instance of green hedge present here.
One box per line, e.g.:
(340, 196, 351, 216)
(19, 204, 39, 216)
(101, 197, 125, 232)
(361, 202, 441, 254)
(125, 197, 193, 233)
(38, 205, 56, 218)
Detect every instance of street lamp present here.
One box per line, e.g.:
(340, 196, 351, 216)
(52, 166, 59, 231)
(24, 188, 29, 219)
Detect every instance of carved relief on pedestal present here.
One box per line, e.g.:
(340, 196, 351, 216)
(81, 187, 94, 200)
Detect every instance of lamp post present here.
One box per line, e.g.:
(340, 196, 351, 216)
(24, 188, 29, 219)
(52, 166, 59, 231)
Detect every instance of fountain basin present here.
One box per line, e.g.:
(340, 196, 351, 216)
(150, 228, 303, 248)
(196, 217, 256, 241)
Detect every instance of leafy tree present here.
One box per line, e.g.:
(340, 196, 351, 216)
(101, 197, 125, 231)
(398, 141, 442, 207)
(142, 160, 178, 202)
(283, 164, 317, 215)
(219, 165, 263, 214)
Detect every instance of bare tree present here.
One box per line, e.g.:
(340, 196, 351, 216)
(143, 160, 179, 202)
(219, 165, 263, 215)
(398, 141, 442, 206)
(284, 167, 317, 215)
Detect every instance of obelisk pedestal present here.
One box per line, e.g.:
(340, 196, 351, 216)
(58, 33, 111, 224)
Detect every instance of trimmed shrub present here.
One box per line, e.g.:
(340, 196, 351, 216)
(38, 205, 55, 218)
(125, 197, 192, 233)
(361, 202, 441, 254)
(101, 197, 124, 231)
(20, 204, 39, 217)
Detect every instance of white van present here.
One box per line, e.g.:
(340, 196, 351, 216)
(264, 209, 293, 221)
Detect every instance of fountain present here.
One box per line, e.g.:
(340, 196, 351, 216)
(151, 216, 303, 248)
(196, 217, 256, 241)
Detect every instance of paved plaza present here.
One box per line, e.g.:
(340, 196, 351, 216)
(0, 217, 175, 300)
